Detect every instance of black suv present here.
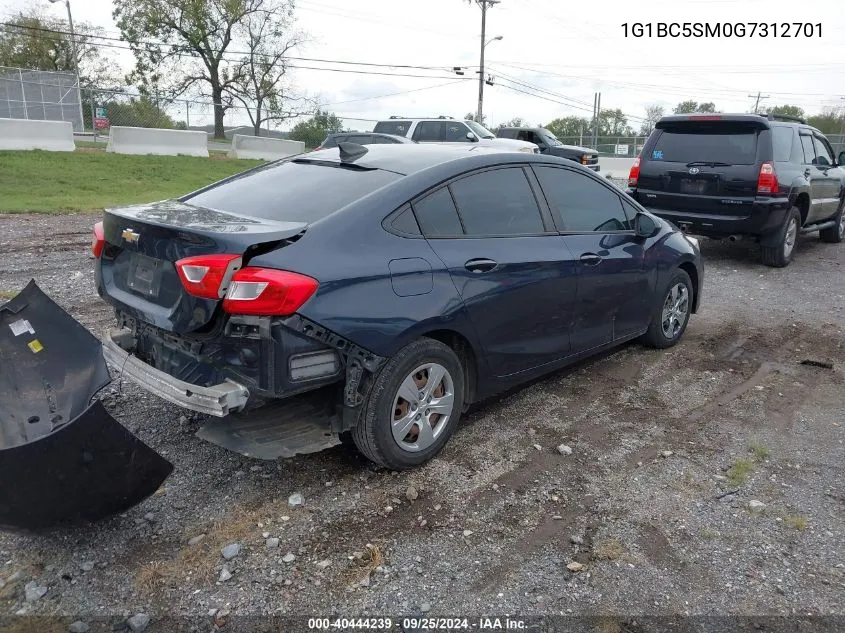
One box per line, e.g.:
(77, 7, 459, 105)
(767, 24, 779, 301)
(497, 127, 600, 171)
(627, 113, 845, 267)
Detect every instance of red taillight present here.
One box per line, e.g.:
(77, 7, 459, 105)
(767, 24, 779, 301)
(223, 268, 318, 316)
(757, 161, 778, 195)
(628, 156, 641, 187)
(175, 254, 241, 299)
(91, 221, 105, 258)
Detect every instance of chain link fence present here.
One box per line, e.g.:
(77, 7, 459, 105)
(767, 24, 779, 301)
(0, 66, 84, 132)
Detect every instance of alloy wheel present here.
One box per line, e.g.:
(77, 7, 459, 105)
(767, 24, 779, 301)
(391, 363, 455, 453)
(784, 218, 798, 258)
(661, 283, 690, 340)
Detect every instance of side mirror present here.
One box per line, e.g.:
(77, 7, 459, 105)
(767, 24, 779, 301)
(838, 151, 845, 167)
(634, 212, 658, 238)
(466, 131, 477, 142)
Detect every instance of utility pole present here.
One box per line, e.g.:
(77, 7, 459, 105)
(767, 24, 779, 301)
(48, 0, 78, 73)
(748, 91, 769, 114)
(474, 0, 500, 123)
(594, 92, 601, 149)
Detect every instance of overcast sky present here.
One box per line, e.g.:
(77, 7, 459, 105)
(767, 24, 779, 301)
(2, 0, 844, 132)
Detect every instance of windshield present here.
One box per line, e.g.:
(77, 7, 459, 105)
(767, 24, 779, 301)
(539, 129, 562, 146)
(466, 120, 495, 139)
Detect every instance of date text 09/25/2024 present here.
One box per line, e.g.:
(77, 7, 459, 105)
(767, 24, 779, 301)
(307, 617, 530, 630)
(621, 22, 822, 38)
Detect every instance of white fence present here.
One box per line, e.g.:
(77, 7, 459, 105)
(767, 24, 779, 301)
(229, 135, 305, 160)
(0, 67, 84, 133)
(106, 126, 208, 157)
(0, 118, 74, 152)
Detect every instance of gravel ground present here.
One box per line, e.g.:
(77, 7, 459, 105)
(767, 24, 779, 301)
(0, 212, 843, 628)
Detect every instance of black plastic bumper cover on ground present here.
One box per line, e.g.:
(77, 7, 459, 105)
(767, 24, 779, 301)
(0, 280, 173, 531)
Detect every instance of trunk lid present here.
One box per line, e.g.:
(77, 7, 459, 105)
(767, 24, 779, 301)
(97, 200, 307, 333)
(637, 119, 765, 215)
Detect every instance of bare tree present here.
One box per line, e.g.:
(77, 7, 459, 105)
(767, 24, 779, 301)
(226, 1, 311, 136)
(639, 104, 665, 135)
(114, 0, 296, 138)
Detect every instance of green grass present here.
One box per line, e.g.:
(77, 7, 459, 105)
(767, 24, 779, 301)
(749, 443, 770, 463)
(0, 149, 262, 213)
(727, 458, 755, 488)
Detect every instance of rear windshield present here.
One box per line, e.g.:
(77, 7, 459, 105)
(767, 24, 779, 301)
(182, 160, 401, 223)
(373, 120, 412, 136)
(651, 123, 760, 165)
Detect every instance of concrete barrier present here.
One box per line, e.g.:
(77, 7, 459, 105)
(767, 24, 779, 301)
(229, 135, 305, 160)
(107, 126, 208, 157)
(0, 118, 75, 152)
(598, 157, 636, 177)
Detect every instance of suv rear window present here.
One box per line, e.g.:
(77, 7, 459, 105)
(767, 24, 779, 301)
(373, 120, 412, 136)
(183, 161, 401, 223)
(652, 122, 760, 165)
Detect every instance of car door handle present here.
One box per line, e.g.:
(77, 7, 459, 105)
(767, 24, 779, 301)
(464, 258, 498, 273)
(804, 168, 812, 178)
(579, 253, 603, 266)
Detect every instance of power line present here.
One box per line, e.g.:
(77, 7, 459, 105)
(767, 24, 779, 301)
(0, 22, 461, 72)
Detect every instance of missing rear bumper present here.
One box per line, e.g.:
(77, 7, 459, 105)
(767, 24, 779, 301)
(102, 328, 250, 417)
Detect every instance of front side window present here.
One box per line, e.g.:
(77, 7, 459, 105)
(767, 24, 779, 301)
(534, 166, 631, 232)
(812, 136, 835, 166)
(444, 122, 471, 142)
(799, 135, 815, 164)
(449, 168, 545, 236)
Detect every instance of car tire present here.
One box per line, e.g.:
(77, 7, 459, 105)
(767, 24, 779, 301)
(351, 338, 465, 470)
(819, 199, 845, 244)
(640, 269, 693, 349)
(761, 206, 801, 267)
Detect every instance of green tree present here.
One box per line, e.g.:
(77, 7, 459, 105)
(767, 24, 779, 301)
(0, 10, 119, 88)
(545, 116, 589, 139)
(113, 0, 297, 139)
(807, 107, 845, 135)
(289, 109, 344, 148)
(766, 104, 805, 119)
(87, 97, 179, 129)
(599, 108, 633, 136)
(673, 101, 717, 114)
(639, 104, 665, 135)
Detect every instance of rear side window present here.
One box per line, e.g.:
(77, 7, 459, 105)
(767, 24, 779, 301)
(535, 166, 631, 232)
(345, 134, 373, 144)
(651, 123, 760, 165)
(373, 120, 412, 136)
(183, 161, 401, 223)
(413, 188, 463, 237)
(450, 168, 545, 236)
(771, 127, 794, 162)
(498, 129, 516, 139)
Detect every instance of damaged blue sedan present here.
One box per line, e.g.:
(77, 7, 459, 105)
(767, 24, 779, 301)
(0, 143, 702, 529)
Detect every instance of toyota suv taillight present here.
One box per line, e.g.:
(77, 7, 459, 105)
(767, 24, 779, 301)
(628, 157, 641, 188)
(757, 161, 778, 195)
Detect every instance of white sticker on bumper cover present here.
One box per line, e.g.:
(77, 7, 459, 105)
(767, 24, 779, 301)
(9, 319, 35, 337)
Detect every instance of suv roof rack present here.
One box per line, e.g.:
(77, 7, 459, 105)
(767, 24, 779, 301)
(387, 115, 454, 120)
(764, 113, 806, 124)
